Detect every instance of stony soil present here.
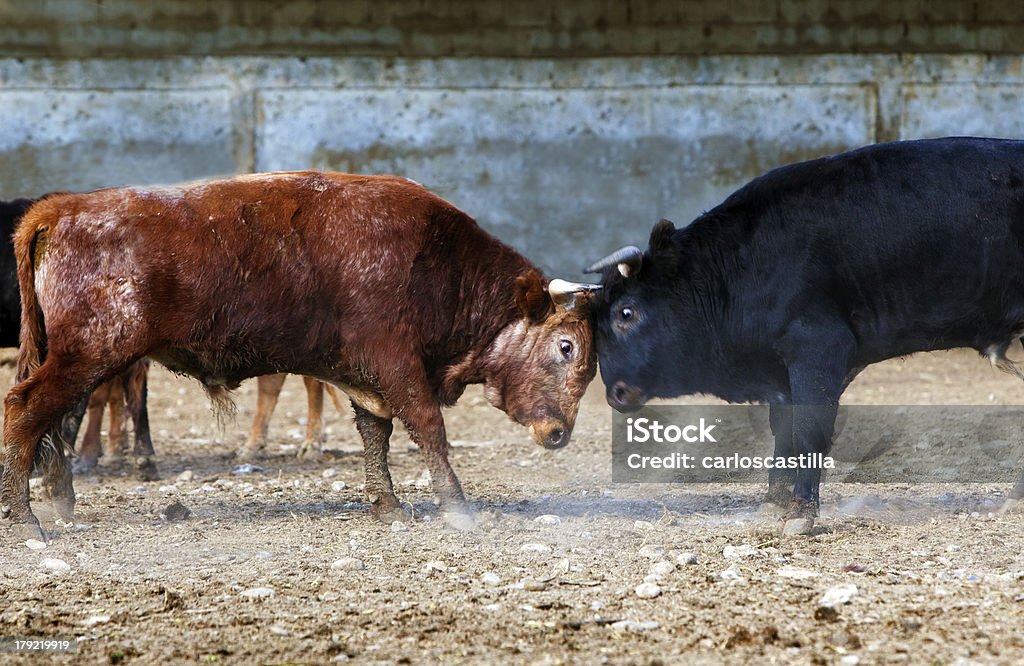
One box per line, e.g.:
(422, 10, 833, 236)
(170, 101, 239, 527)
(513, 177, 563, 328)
(2, 349, 1024, 665)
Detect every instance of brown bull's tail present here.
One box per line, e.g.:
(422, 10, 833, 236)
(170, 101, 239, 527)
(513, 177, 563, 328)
(14, 215, 49, 383)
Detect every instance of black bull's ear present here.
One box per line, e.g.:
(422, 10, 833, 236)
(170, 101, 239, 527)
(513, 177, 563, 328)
(648, 219, 679, 276)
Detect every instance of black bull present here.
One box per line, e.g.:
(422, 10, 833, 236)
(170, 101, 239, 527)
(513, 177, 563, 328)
(588, 137, 1024, 534)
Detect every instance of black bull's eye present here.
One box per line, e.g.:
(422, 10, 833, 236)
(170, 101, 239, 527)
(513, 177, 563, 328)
(559, 340, 573, 358)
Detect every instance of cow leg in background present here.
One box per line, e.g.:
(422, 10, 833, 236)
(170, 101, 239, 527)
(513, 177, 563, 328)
(74, 381, 113, 473)
(297, 376, 325, 462)
(105, 377, 128, 460)
(761, 403, 795, 511)
(352, 402, 409, 523)
(124, 359, 158, 481)
(238, 373, 287, 460)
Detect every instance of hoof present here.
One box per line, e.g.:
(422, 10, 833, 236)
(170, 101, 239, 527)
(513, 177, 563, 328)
(11, 521, 47, 542)
(134, 456, 160, 482)
(235, 446, 263, 462)
(296, 446, 324, 463)
(373, 506, 412, 524)
(442, 511, 477, 531)
(71, 456, 99, 475)
(36, 497, 75, 523)
(782, 517, 815, 535)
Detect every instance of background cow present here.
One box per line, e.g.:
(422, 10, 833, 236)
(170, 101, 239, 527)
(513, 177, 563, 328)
(240, 373, 347, 462)
(588, 136, 1024, 535)
(1, 172, 597, 540)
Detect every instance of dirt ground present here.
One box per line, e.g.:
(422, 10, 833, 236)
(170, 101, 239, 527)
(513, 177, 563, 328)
(2, 349, 1024, 665)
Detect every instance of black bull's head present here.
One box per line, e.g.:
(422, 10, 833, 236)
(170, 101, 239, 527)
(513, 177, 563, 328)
(586, 219, 684, 412)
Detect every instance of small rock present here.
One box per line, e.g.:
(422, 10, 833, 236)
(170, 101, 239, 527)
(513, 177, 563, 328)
(638, 544, 665, 558)
(330, 480, 347, 492)
(24, 539, 47, 551)
(231, 464, 264, 476)
(719, 569, 746, 584)
(633, 520, 655, 531)
(82, 614, 111, 627)
(160, 501, 191, 522)
(390, 521, 409, 532)
(480, 572, 502, 587)
(269, 625, 289, 637)
(674, 552, 698, 566)
(176, 470, 194, 483)
(820, 583, 858, 608)
(331, 557, 366, 571)
(40, 558, 71, 573)
(534, 515, 561, 525)
(840, 656, 860, 666)
(648, 561, 675, 578)
(635, 582, 661, 598)
(423, 560, 448, 574)
(523, 579, 547, 592)
(777, 567, 820, 579)
(723, 544, 757, 559)
(322, 468, 337, 479)
(158, 485, 177, 493)
(240, 586, 275, 599)
(611, 619, 659, 632)
(520, 543, 552, 554)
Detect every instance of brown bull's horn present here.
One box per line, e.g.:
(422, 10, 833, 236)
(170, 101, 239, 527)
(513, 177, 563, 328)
(547, 278, 602, 308)
(584, 245, 644, 278)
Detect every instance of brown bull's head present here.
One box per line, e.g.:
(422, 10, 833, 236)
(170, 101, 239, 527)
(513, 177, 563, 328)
(481, 270, 599, 449)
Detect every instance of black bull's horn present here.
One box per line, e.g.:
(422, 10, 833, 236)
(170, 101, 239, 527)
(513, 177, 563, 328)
(547, 278, 602, 308)
(584, 245, 644, 278)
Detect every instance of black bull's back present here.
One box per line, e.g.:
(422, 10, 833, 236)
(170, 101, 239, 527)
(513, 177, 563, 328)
(590, 136, 1024, 534)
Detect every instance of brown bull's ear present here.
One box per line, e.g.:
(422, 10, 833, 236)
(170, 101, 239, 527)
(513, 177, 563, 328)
(649, 219, 678, 273)
(514, 269, 554, 323)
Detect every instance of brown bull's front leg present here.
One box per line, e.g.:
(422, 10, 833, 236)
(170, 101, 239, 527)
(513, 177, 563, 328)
(388, 389, 472, 530)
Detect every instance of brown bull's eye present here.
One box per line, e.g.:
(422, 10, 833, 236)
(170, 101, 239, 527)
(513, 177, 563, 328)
(559, 339, 574, 358)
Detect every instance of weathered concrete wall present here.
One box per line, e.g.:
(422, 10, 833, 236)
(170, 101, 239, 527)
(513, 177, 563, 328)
(2, 1, 1023, 57)
(1, 55, 1023, 274)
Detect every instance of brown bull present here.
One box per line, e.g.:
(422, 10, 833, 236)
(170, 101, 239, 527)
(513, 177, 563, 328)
(1, 172, 597, 540)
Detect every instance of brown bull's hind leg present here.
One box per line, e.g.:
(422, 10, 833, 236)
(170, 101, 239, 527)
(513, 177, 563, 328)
(2, 358, 92, 541)
(352, 402, 409, 523)
(37, 428, 75, 525)
(238, 373, 287, 460)
(298, 377, 325, 462)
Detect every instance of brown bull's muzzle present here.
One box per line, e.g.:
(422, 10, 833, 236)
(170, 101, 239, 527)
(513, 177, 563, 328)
(529, 419, 573, 450)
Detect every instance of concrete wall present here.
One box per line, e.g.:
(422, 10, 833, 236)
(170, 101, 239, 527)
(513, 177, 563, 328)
(2, 55, 1023, 275)
(1, 1, 1023, 274)
(2, 1, 1023, 57)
